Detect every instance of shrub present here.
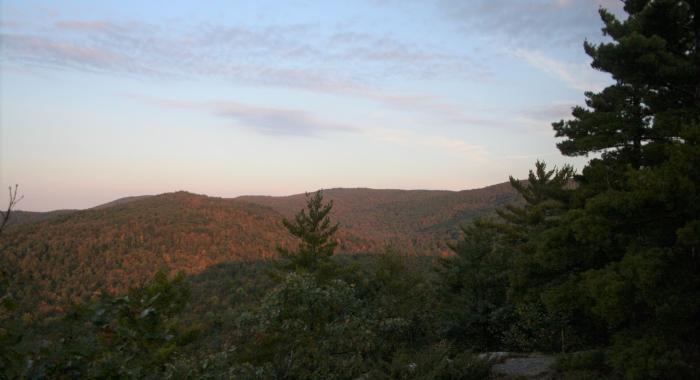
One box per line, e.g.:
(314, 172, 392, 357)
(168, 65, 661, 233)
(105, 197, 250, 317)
(382, 341, 491, 380)
(608, 333, 691, 380)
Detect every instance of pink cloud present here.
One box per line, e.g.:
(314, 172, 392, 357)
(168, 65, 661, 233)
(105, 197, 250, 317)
(138, 96, 358, 137)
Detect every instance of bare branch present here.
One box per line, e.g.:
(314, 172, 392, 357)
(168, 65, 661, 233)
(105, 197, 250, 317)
(0, 185, 23, 237)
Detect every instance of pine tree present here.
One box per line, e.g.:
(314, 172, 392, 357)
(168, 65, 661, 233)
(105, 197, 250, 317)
(553, 1, 700, 170)
(437, 162, 575, 351)
(492, 161, 575, 245)
(276, 190, 339, 274)
(540, 1, 700, 376)
(437, 224, 511, 351)
(493, 162, 577, 304)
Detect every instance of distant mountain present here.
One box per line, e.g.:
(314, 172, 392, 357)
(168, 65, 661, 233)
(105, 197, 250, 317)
(0, 184, 519, 313)
(239, 182, 518, 254)
(4, 195, 153, 227)
(5, 209, 78, 227)
(91, 195, 154, 209)
(0, 192, 293, 313)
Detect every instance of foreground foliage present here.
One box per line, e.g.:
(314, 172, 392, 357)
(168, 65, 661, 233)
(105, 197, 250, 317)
(23, 271, 197, 379)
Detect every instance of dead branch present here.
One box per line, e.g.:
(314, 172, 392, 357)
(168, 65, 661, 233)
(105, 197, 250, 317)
(0, 185, 23, 237)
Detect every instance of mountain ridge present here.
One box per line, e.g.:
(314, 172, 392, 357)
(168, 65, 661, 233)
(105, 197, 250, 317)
(1, 182, 520, 314)
(11, 183, 513, 215)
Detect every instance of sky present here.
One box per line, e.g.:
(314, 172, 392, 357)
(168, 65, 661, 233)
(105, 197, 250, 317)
(0, 0, 623, 211)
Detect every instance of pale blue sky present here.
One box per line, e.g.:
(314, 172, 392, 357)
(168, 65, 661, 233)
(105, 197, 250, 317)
(0, 0, 622, 210)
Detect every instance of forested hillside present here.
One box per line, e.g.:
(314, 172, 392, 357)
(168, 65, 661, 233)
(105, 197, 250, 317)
(0, 192, 293, 314)
(0, 184, 517, 314)
(240, 182, 518, 252)
(4, 210, 77, 227)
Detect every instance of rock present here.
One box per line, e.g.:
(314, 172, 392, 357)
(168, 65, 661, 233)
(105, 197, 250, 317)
(491, 354, 555, 379)
(478, 351, 511, 363)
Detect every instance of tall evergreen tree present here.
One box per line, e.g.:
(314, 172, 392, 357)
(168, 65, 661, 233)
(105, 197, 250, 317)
(553, 1, 700, 170)
(494, 162, 576, 304)
(541, 1, 700, 376)
(276, 190, 339, 274)
(437, 224, 510, 351)
(438, 162, 576, 351)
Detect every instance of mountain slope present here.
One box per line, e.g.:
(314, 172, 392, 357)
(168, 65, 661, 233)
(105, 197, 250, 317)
(239, 182, 518, 253)
(1, 184, 520, 314)
(0, 191, 293, 313)
(5, 196, 153, 228)
(5, 209, 78, 227)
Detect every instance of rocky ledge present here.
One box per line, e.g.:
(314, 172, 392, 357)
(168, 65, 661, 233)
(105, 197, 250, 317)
(479, 352, 556, 379)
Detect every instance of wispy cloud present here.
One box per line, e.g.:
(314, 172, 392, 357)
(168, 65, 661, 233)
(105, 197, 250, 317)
(54, 20, 114, 31)
(426, 136, 489, 160)
(1, 33, 155, 75)
(327, 30, 489, 80)
(0, 15, 498, 127)
(432, 0, 625, 47)
(367, 129, 488, 160)
(215, 104, 357, 137)
(521, 102, 575, 122)
(513, 48, 609, 92)
(140, 96, 358, 137)
(1, 16, 485, 82)
(138, 94, 489, 158)
(345, 86, 516, 130)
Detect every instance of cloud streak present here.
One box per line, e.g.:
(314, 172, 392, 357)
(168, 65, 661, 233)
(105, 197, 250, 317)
(1, 15, 500, 129)
(137, 94, 489, 159)
(367, 129, 488, 160)
(432, 0, 625, 48)
(513, 48, 609, 92)
(216, 105, 357, 137)
(1, 17, 484, 82)
(140, 96, 358, 137)
(1, 33, 155, 75)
